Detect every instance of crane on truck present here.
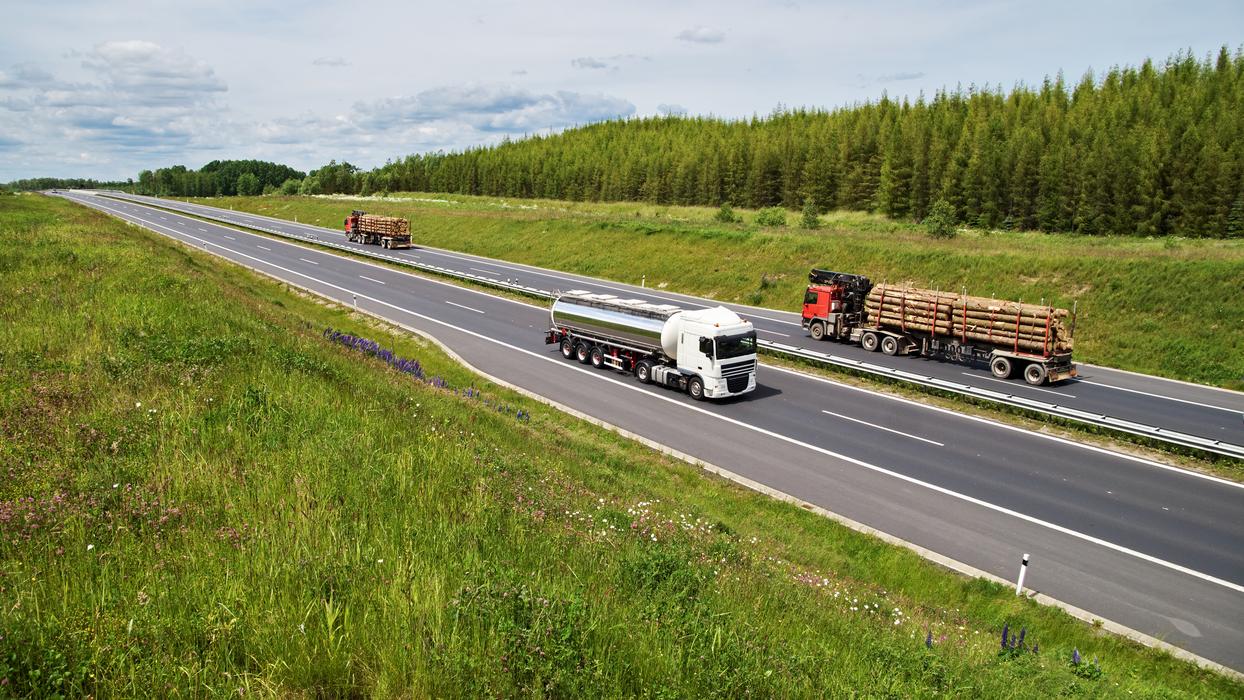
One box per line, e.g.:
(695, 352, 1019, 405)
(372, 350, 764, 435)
(546, 291, 757, 400)
(343, 211, 412, 249)
(802, 268, 1076, 385)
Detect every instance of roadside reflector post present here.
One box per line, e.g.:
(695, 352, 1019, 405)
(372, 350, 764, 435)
(1015, 553, 1030, 595)
(642, 275, 646, 288)
(352, 294, 358, 310)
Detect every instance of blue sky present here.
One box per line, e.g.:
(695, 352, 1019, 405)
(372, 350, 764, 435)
(2, 0, 1241, 181)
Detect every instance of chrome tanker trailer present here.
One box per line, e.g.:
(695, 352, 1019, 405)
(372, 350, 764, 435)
(546, 291, 757, 400)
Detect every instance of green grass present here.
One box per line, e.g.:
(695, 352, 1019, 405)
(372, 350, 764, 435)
(187, 192, 1244, 390)
(2, 192, 1239, 696)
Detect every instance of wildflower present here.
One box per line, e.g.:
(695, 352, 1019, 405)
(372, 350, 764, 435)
(135, 402, 141, 408)
(87, 544, 95, 551)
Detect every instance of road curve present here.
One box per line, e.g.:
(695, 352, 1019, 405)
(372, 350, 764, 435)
(101, 191, 1244, 456)
(59, 190, 1244, 672)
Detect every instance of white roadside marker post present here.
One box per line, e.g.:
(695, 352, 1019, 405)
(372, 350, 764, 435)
(642, 275, 646, 288)
(1015, 553, 1030, 595)
(352, 294, 358, 310)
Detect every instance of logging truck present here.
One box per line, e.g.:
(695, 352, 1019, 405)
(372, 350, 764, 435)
(343, 210, 412, 249)
(801, 269, 1076, 385)
(546, 291, 757, 400)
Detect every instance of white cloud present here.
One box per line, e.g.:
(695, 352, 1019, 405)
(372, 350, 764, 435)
(676, 26, 725, 44)
(571, 57, 610, 70)
(312, 56, 350, 67)
(658, 103, 688, 116)
(352, 84, 634, 133)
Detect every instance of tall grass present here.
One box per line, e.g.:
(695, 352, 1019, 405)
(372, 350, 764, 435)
(2, 194, 1238, 696)
(191, 192, 1244, 389)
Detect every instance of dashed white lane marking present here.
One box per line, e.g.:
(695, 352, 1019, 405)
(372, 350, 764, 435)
(445, 300, 485, 314)
(359, 275, 385, 285)
(821, 410, 944, 447)
(256, 245, 271, 251)
(300, 258, 319, 265)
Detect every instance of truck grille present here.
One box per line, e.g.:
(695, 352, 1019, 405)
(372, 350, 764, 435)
(721, 359, 755, 393)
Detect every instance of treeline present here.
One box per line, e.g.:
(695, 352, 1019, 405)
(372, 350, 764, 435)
(2, 177, 132, 192)
(137, 160, 305, 197)
(356, 47, 1241, 237)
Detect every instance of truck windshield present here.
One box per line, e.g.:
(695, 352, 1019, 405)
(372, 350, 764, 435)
(716, 332, 757, 359)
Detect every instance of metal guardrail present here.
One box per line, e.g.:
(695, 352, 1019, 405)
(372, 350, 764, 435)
(100, 194, 1244, 461)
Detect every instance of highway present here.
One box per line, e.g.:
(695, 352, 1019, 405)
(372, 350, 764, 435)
(98, 191, 1244, 458)
(58, 190, 1244, 672)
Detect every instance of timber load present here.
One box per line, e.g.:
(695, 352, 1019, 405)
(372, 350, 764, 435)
(864, 284, 1073, 357)
(358, 214, 409, 236)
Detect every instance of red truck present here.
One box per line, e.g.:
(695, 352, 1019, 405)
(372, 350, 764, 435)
(801, 268, 1076, 385)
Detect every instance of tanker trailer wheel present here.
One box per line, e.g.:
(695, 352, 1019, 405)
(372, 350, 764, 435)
(688, 377, 705, 401)
(575, 342, 593, 364)
(1023, 363, 1049, 386)
(560, 338, 575, 360)
(589, 346, 605, 368)
(810, 321, 826, 341)
(990, 356, 1014, 379)
(861, 332, 880, 352)
(635, 360, 653, 384)
(880, 336, 901, 356)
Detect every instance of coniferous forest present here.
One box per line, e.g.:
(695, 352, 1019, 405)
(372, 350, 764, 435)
(363, 48, 1243, 238)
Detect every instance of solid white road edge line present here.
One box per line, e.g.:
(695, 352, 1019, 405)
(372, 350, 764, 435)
(90, 192, 1244, 487)
(967, 372, 1077, 398)
(1075, 379, 1243, 414)
(62, 193, 1244, 679)
(821, 410, 944, 446)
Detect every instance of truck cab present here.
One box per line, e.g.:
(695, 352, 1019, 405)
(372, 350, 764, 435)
(675, 308, 757, 399)
(801, 269, 872, 341)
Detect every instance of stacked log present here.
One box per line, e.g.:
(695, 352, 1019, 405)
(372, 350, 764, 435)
(359, 215, 410, 236)
(864, 284, 1073, 356)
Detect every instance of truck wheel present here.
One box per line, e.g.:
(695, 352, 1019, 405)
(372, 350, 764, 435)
(688, 377, 705, 401)
(575, 342, 592, 364)
(1024, 363, 1049, 386)
(635, 360, 653, 384)
(560, 338, 575, 360)
(990, 356, 1014, 379)
(589, 346, 605, 368)
(881, 336, 900, 356)
(861, 332, 880, 352)
(810, 321, 826, 341)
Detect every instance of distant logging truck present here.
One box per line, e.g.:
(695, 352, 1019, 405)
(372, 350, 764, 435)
(343, 210, 412, 249)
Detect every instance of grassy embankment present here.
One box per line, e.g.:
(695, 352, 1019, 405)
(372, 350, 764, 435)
(2, 193, 1239, 696)
(189, 193, 1244, 390)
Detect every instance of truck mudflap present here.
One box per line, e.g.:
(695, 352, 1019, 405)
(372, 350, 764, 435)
(545, 329, 559, 345)
(1047, 364, 1077, 383)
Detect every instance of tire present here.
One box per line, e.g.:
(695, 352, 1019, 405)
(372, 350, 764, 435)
(990, 356, 1014, 379)
(861, 332, 880, 352)
(688, 377, 705, 401)
(635, 360, 653, 384)
(575, 342, 592, 364)
(560, 338, 575, 359)
(1024, 363, 1049, 386)
(881, 336, 900, 356)
(589, 346, 605, 368)
(810, 321, 826, 341)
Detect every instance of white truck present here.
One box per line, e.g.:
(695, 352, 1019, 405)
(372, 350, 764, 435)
(546, 291, 757, 400)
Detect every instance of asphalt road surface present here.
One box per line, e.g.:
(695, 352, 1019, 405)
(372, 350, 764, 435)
(101, 191, 1244, 457)
(58, 190, 1244, 672)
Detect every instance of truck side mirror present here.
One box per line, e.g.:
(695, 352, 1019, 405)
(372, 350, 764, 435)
(699, 337, 714, 357)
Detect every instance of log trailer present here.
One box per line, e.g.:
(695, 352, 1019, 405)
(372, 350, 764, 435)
(343, 210, 412, 249)
(801, 268, 1076, 385)
(546, 291, 757, 400)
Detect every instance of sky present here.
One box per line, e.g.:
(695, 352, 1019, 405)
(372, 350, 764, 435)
(2, 0, 1241, 182)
